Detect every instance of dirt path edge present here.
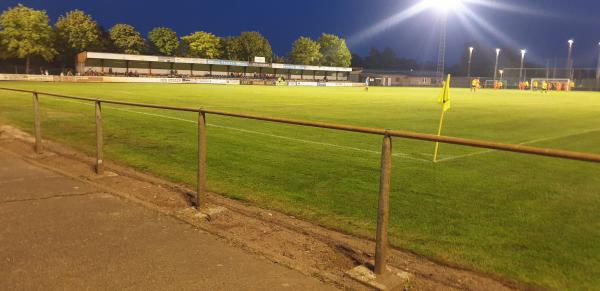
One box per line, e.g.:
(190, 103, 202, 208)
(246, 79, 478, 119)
(0, 124, 536, 291)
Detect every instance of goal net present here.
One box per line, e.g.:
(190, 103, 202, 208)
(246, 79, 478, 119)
(530, 78, 572, 91)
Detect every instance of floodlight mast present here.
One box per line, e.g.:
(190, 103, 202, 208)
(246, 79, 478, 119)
(519, 49, 526, 81)
(567, 39, 574, 79)
(467, 46, 474, 77)
(493, 48, 501, 81)
(435, 13, 448, 84)
(426, 0, 465, 84)
(596, 42, 600, 90)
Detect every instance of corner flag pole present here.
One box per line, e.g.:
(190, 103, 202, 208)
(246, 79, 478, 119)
(433, 74, 451, 163)
(433, 108, 446, 163)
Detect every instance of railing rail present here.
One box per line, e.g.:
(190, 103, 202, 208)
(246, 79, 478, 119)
(1, 86, 599, 275)
(3, 87, 599, 163)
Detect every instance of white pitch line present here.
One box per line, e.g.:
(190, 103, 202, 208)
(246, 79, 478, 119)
(205, 100, 415, 109)
(59, 99, 431, 162)
(437, 128, 600, 162)
(435, 149, 494, 162)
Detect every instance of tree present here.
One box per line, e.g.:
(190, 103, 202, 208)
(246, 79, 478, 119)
(96, 26, 115, 53)
(238, 31, 272, 62)
(220, 36, 241, 60)
(351, 53, 365, 68)
(148, 27, 179, 56)
(0, 4, 56, 73)
(109, 24, 145, 54)
(379, 47, 398, 69)
(317, 33, 351, 67)
(365, 47, 382, 68)
(272, 54, 285, 64)
(181, 31, 221, 59)
(288, 37, 322, 65)
(54, 10, 102, 67)
(357, 47, 418, 71)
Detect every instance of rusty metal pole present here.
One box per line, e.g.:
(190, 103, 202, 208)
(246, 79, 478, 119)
(197, 111, 207, 209)
(95, 101, 104, 174)
(374, 134, 392, 275)
(32, 93, 42, 154)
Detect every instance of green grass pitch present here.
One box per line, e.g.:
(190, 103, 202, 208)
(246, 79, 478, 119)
(1, 82, 599, 289)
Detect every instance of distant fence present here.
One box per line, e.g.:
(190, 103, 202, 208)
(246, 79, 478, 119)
(1, 86, 599, 275)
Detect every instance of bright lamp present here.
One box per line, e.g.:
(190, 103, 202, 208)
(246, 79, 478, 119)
(423, 0, 464, 12)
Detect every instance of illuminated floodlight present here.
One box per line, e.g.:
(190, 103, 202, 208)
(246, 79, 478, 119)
(568, 39, 574, 47)
(496, 48, 501, 55)
(423, 0, 464, 12)
(521, 49, 527, 57)
(469, 46, 474, 53)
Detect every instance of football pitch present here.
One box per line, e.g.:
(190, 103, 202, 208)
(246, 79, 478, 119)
(1, 82, 599, 289)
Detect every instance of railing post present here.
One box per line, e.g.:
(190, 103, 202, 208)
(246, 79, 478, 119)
(197, 111, 207, 209)
(32, 92, 42, 154)
(95, 101, 104, 174)
(374, 134, 392, 275)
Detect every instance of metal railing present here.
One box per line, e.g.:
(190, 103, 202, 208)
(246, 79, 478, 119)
(1, 86, 600, 275)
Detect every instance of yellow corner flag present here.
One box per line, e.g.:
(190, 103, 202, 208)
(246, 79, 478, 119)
(438, 74, 451, 112)
(433, 74, 451, 163)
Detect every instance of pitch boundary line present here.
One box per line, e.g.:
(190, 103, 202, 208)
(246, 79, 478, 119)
(58, 99, 432, 163)
(48, 99, 599, 164)
(437, 128, 600, 162)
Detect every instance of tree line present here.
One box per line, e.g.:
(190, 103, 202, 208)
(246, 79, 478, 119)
(353, 45, 539, 77)
(0, 4, 352, 74)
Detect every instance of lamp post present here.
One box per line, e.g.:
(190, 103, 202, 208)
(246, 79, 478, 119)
(499, 69, 504, 81)
(467, 46, 474, 78)
(596, 42, 600, 90)
(493, 48, 501, 81)
(567, 39, 574, 79)
(519, 49, 526, 81)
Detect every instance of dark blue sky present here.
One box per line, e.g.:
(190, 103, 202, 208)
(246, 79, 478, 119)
(2, 0, 599, 66)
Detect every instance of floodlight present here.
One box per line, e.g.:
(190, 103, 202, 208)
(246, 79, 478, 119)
(423, 0, 464, 12)
(521, 49, 526, 56)
(568, 39, 574, 47)
(496, 48, 501, 55)
(469, 46, 474, 53)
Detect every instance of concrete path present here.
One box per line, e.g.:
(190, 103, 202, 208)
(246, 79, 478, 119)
(0, 151, 337, 290)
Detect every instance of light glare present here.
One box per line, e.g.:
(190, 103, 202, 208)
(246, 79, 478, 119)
(423, 0, 464, 12)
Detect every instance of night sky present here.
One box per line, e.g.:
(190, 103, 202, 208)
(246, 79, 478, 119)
(2, 0, 599, 66)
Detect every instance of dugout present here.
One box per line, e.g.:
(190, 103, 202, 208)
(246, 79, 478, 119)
(76, 52, 352, 81)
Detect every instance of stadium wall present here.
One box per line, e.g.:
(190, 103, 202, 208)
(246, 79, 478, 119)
(0, 74, 240, 85)
(0, 74, 363, 87)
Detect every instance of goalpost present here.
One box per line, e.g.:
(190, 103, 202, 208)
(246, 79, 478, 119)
(483, 79, 507, 89)
(530, 78, 572, 91)
(484, 79, 499, 89)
